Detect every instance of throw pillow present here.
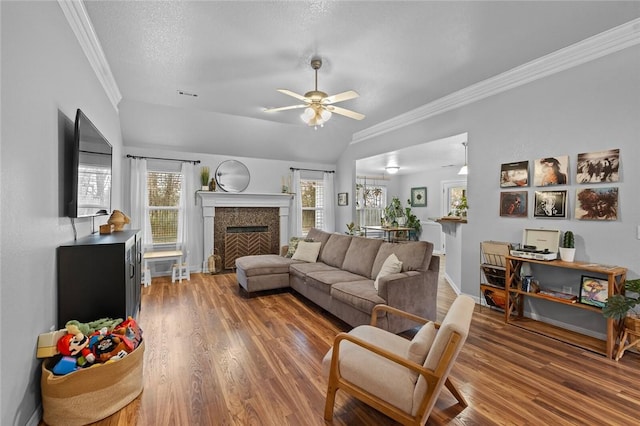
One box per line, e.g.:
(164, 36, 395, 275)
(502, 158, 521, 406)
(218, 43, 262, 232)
(285, 237, 303, 258)
(285, 236, 314, 258)
(374, 253, 403, 290)
(407, 321, 437, 382)
(291, 241, 322, 263)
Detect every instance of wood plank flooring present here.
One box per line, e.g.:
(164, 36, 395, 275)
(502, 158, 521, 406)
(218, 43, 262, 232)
(43, 256, 640, 425)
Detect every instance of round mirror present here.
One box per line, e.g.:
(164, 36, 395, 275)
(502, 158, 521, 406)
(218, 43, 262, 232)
(215, 160, 250, 192)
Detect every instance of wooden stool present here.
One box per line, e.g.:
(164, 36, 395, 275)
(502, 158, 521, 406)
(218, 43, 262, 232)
(141, 268, 151, 287)
(615, 327, 640, 361)
(171, 263, 190, 283)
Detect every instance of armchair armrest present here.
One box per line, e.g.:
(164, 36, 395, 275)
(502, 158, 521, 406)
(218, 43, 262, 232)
(371, 304, 439, 329)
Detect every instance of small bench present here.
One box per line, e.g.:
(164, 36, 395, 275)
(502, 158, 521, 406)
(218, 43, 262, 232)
(143, 250, 184, 285)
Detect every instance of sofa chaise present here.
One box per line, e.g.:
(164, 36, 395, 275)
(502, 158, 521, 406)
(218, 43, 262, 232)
(235, 228, 439, 333)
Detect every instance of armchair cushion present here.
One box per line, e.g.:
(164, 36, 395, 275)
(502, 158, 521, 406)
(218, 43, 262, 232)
(322, 325, 416, 414)
(407, 321, 437, 367)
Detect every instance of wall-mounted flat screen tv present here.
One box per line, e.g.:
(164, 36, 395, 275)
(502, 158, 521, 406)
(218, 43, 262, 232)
(69, 109, 112, 218)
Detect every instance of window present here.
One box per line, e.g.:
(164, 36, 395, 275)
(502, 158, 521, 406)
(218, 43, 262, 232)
(356, 180, 387, 226)
(301, 179, 324, 234)
(147, 171, 182, 244)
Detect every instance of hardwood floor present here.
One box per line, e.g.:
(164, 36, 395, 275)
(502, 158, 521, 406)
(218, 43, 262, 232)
(46, 256, 640, 425)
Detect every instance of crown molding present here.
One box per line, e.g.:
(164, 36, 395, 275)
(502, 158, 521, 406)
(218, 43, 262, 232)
(351, 18, 640, 145)
(58, 0, 122, 111)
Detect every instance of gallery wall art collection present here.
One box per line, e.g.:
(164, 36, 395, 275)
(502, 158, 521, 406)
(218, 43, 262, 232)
(499, 149, 619, 220)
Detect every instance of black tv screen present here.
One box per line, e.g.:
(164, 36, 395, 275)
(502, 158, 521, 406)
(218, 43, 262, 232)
(69, 109, 112, 218)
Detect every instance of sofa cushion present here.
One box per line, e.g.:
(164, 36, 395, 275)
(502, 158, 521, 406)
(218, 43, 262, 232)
(371, 241, 433, 278)
(342, 237, 384, 278)
(306, 270, 366, 294)
(306, 227, 332, 253)
(289, 262, 338, 280)
(318, 233, 353, 268)
(374, 253, 403, 291)
(291, 241, 322, 262)
(235, 255, 301, 276)
(331, 281, 387, 314)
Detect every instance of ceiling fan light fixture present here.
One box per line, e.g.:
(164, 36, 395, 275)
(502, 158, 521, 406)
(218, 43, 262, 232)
(386, 166, 400, 174)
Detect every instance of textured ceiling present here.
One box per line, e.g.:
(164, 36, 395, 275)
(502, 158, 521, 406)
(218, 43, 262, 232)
(84, 1, 640, 166)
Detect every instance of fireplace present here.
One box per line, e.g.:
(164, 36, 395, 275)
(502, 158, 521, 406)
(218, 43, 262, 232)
(199, 192, 293, 272)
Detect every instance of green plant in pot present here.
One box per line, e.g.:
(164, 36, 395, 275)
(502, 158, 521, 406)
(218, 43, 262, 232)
(405, 199, 422, 240)
(200, 166, 210, 190)
(559, 230, 575, 262)
(602, 278, 640, 322)
(384, 197, 404, 226)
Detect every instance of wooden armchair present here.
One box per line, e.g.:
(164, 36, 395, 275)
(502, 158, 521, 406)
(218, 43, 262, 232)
(323, 295, 475, 425)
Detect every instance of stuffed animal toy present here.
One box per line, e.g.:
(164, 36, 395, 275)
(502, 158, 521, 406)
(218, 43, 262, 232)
(57, 325, 95, 366)
(65, 317, 123, 337)
(107, 210, 130, 231)
(113, 316, 143, 349)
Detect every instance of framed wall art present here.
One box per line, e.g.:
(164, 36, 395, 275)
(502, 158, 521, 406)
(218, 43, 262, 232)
(410, 187, 427, 207)
(500, 191, 527, 217)
(500, 161, 529, 187)
(337, 192, 348, 206)
(579, 275, 608, 308)
(534, 190, 567, 218)
(575, 187, 618, 220)
(534, 156, 569, 186)
(576, 149, 619, 183)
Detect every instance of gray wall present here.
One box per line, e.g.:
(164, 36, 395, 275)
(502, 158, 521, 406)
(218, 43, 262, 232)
(337, 45, 640, 338)
(1, 3, 123, 424)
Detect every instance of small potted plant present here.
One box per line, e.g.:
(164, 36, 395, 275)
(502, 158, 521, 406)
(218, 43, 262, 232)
(602, 278, 640, 333)
(559, 230, 575, 262)
(200, 167, 210, 191)
(405, 200, 422, 240)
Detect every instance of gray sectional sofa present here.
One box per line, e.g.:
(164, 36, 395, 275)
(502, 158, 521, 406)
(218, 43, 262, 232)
(235, 228, 439, 333)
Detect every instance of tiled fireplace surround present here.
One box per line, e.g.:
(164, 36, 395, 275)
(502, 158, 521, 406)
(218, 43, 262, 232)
(199, 192, 293, 272)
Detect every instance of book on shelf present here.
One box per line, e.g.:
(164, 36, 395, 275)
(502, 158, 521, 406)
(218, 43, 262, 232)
(538, 290, 578, 302)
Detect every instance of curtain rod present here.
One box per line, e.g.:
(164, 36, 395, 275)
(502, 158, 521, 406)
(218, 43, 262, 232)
(126, 154, 200, 165)
(290, 167, 335, 173)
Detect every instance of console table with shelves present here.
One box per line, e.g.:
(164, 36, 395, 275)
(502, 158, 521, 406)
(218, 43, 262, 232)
(505, 255, 627, 358)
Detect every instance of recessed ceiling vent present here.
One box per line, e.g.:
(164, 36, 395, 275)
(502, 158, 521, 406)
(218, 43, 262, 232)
(177, 90, 198, 97)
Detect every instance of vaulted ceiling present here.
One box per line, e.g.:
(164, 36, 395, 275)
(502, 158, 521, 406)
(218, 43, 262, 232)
(84, 1, 640, 165)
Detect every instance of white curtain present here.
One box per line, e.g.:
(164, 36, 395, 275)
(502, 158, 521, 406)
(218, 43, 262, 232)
(178, 162, 195, 261)
(323, 172, 335, 232)
(129, 158, 152, 246)
(290, 169, 302, 237)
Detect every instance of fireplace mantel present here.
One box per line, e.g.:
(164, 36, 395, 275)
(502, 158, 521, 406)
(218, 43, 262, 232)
(198, 192, 293, 271)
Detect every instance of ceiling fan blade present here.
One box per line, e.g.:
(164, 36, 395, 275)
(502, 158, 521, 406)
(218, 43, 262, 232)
(322, 90, 359, 104)
(325, 105, 365, 120)
(264, 104, 308, 113)
(277, 89, 309, 102)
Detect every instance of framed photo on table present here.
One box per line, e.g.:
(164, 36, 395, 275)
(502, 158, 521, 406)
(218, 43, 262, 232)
(337, 192, 348, 206)
(411, 187, 427, 207)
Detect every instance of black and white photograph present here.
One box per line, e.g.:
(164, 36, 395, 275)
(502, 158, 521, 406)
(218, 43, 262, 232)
(575, 187, 618, 220)
(534, 190, 567, 218)
(534, 156, 569, 186)
(337, 192, 348, 206)
(576, 149, 620, 183)
(500, 161, 529, 187)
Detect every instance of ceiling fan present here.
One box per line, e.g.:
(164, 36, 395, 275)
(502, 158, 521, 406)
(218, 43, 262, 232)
(264, 58, 365, 128)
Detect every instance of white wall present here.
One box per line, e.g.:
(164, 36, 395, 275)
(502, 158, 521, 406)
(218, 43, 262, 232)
(1, 3, 123, 424)
(337, 45, 640, 337)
